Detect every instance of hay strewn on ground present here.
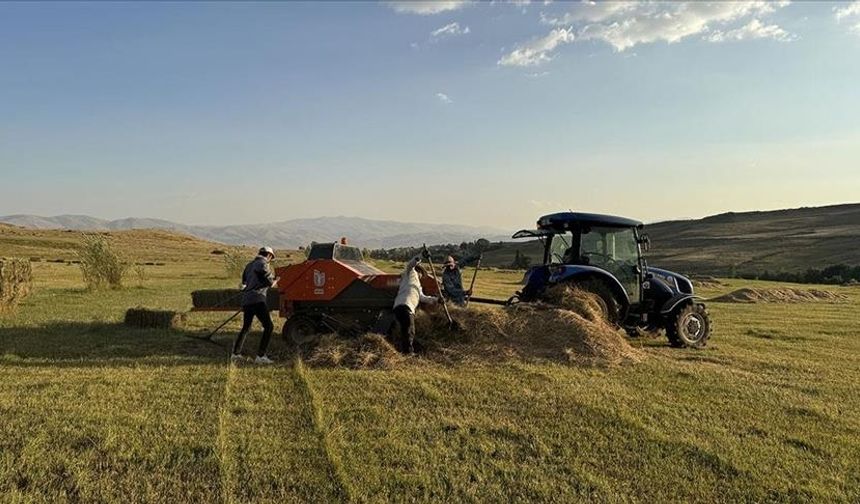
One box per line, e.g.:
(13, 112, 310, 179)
(0, 257, 33, 310)
(691, 276, 725, 289)
(191, 289, 279, 310)
(711, 287, 847, 303)
(124, 308, 186, 329)
(305, 333, 404, 370)
(303, 289, 643, 370)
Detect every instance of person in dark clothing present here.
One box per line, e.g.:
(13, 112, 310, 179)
(442, 256, 470, 306)
(232, 246, 279, 364)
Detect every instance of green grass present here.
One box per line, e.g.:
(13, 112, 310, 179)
(1, 229, 859, 502)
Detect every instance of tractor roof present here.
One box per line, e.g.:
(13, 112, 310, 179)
(537, 212, 643, 230)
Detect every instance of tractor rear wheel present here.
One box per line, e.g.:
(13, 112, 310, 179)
(283, 315, 321, 352)
(666, 302, 711, 348)
(575, 279, 621, 325)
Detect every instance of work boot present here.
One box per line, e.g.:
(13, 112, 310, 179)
(254, 355, 274, 365)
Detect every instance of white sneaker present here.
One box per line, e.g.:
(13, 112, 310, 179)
(230, 353, 243, 362)
(254, 355, 274, 365)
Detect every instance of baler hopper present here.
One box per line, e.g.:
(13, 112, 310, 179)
(275, 241, 440, 347)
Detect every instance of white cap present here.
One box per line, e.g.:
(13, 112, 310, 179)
(259, 246, 275, 258)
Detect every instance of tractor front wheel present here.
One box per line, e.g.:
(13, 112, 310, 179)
(666, 303, 711, 348)
(283, 315, 321, 352)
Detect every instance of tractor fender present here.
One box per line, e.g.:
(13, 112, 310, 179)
(550, 266, 631, 314)
(660, 294, 703, 315)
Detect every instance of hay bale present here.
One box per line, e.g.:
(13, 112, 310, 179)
(191, 289, 279, 310)
(124, 308, 185, 329)
(711, 287, 847, 303)
(305, 333, 404, 370)
(0, 258, 33, 310)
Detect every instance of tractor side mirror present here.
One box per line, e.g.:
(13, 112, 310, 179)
(638, 234, 651, 252)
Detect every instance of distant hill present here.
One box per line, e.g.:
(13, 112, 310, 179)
(0, 214, 509, 249)
(474, 204, 860, 276)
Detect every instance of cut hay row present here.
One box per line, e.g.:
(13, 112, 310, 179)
(0, 257, 33, 310)
(191, 289, 280, 310)
(711, 287, 847, 304)
(304, 288, 643, 370)
(124, 308, 186, 329)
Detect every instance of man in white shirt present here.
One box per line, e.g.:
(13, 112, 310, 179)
(392, 255, 438, 353)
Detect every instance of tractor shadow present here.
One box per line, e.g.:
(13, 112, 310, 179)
(0, 321, 291, 368)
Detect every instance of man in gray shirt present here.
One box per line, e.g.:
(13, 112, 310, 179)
(232, 247, 279, 364)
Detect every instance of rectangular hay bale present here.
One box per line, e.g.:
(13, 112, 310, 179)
(124, 308, 186, 329)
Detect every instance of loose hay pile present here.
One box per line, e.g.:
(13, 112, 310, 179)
(124, 308, 186, 329)
(711, 287, 847, 303)
(302, 288, 643, 369)
(305, 333, 404, 370)
(0, 258, 33, 311)
(191, 289, 279, 310)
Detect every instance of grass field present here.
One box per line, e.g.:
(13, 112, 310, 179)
(1, 228, 859, 502)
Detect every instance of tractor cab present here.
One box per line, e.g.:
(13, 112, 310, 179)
(513, 211, 711, 348)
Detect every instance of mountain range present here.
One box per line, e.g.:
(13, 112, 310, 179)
(0, 214, 510, 249)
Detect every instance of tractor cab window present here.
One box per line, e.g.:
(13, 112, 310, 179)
(548, 233, 573, 264)
(580, 226, 640, 297)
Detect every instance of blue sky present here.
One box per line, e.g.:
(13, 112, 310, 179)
(2, 1, 859, 229)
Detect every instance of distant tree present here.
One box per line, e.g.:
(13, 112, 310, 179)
(510, 250, 531, 270)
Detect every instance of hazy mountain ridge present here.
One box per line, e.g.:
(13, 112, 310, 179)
(0, 214, 509, 249)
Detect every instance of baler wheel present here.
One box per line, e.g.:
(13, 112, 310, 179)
(283, 315, 321, 351)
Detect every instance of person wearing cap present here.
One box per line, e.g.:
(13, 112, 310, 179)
(442, 255, 470, 306)
(392, 255, 438, 354)
(232, 246, 279, 364)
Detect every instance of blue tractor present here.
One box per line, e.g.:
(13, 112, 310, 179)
(511, 212, 711, 348)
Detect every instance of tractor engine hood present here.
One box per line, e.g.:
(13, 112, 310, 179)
(647, 267, 694, 295)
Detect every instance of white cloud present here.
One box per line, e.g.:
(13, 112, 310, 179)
(431, 22, 471, 38)
(706, 19, 794, 43)
(835, 1, 860, 34)
(540, 1, 793, 52)
(498, 27, 575, 66)
(436, 92, 453, 104)
(525, 71, 550, 78)
(835, 1, 860, 21)
(386, 1, 469, 15)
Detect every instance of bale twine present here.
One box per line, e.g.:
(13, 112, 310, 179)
(124, 308, 186, 329)
(0, 257, 33, 310)
(191, 289, 279, 310)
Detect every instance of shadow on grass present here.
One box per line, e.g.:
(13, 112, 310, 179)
(0, 321, 290, 367)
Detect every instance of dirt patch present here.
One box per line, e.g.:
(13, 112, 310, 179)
(711, 287, 847, 304)
(302, 290, 643, 369)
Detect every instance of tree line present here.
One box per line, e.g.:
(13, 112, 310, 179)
(737, 264, 860, 285)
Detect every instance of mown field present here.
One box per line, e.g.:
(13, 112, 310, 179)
(1, 228, 859, 502)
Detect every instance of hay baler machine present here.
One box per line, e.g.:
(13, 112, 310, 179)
(275, 241, 440, 347)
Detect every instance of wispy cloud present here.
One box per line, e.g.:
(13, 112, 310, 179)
(834, 1, 860, 34)
(386, 1, 470, 15)
(436, 92, 453, 104)
(431, 22, 470, 38)
(538, 1, 793, 52)
(706, 19, 794, 43)
(498, 27, 575, 66)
